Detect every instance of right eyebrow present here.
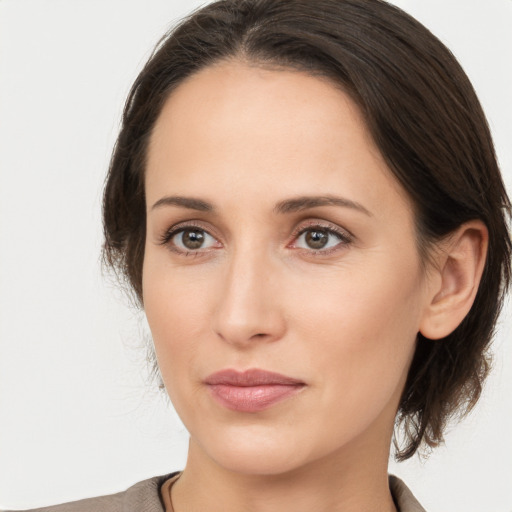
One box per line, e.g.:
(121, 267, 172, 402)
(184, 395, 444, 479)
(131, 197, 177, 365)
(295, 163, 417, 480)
(150, 196, 214, 212)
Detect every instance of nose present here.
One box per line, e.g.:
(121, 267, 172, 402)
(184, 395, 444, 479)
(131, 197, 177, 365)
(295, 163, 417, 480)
(212, 248, 286, 348)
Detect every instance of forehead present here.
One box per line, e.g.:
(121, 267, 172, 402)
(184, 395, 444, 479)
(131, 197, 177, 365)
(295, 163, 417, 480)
(145, 60, 411, 218)
(149, 60, 368, 163)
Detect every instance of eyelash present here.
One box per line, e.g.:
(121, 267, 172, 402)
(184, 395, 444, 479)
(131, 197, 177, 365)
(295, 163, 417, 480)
(290, 222, 353, 256)
(158, 221, 218, 257)
(158, 220, 353, 257)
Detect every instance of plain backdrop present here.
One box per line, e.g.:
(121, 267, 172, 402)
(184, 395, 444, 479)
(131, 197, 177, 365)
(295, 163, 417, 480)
(0, 1, 511, 510)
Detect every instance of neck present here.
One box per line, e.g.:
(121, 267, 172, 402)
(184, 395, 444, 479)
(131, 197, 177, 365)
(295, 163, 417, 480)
(170, 435, 397, 512)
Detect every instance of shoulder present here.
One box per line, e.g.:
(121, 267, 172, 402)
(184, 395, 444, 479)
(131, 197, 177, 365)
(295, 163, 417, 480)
(389, 475, 426, 512)
(2, 473, 179, 512)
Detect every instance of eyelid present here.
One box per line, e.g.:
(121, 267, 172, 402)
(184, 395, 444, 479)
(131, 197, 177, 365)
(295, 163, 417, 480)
(158, 220, 222, 251)
(292, 219, 353, 239)
(288, 220, 353, 253)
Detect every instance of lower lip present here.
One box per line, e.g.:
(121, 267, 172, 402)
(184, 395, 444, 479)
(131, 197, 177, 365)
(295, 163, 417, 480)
(207, 384, 304, 412)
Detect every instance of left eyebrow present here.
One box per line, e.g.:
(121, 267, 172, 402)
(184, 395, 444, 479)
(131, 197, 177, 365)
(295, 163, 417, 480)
(274, 195, 372, 217)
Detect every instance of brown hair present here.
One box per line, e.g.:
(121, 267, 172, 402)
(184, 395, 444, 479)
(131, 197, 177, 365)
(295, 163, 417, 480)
(102, 0, 511, 460)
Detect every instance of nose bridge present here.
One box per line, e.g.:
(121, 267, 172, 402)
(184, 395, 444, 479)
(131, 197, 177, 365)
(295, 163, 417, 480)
(213, 241, 284, 346)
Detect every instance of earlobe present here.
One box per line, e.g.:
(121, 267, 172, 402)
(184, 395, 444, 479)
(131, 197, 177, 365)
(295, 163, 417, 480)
(419, 220, 488, 340)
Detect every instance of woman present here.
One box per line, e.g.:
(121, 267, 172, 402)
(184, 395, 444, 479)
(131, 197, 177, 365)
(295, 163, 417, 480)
(3, 0, 510, 511)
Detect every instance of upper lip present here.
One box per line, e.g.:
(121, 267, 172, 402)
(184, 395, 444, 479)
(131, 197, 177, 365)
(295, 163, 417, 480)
(204, 368, 304, 386)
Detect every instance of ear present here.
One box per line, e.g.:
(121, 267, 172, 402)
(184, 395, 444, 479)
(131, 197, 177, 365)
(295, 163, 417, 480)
(419, 220, 488, 340)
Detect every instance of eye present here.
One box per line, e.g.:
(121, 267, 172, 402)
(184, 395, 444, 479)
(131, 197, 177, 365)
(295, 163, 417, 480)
(164, 227, 220, 253)
(292, 225, 351, 253)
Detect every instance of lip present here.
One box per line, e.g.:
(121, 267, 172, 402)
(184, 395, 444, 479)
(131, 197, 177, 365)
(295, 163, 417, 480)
(204, 369, 305, 413)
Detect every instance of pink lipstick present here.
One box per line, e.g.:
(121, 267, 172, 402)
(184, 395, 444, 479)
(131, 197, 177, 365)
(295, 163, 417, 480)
(204, 369, 305, 412)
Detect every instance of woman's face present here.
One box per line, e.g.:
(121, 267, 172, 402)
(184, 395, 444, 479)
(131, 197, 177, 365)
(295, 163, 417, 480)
(143, 61, 431, 475)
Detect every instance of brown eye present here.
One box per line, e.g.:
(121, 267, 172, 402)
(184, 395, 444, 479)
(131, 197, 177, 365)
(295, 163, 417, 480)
(181, 229, 205, 249)
(305, 229, 329, 249)
(293, 225, 350, 253)
(171, 228, 217, 251)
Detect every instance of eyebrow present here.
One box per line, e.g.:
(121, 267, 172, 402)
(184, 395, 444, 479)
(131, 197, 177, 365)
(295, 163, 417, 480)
(151, 196, 214, 212)
(274, 195, 372, 216)
(150, 194, 371, 216)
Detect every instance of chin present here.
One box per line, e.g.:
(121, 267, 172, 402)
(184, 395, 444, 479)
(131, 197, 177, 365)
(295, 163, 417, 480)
(191, 422, 327, 477)
(210, 447, 308, 476)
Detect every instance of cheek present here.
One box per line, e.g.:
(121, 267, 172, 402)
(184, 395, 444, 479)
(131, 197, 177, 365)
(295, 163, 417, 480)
(278, 264, 422, 454)
(289, 256, 423, 392)
(142, 254, 207, 378)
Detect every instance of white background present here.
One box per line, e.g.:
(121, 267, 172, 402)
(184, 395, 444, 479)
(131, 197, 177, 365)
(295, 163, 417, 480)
(0, 1, 511, 510)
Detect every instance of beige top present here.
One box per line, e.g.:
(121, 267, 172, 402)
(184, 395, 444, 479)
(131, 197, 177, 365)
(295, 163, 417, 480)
(159, 472, 426, 512)
(4, 472, 425, 512)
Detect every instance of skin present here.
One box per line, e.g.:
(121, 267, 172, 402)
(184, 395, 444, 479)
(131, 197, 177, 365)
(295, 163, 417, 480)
(142, 60, 487, 512)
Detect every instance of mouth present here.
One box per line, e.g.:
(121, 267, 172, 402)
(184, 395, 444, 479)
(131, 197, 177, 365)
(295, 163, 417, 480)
(204, 368, 306, 413)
